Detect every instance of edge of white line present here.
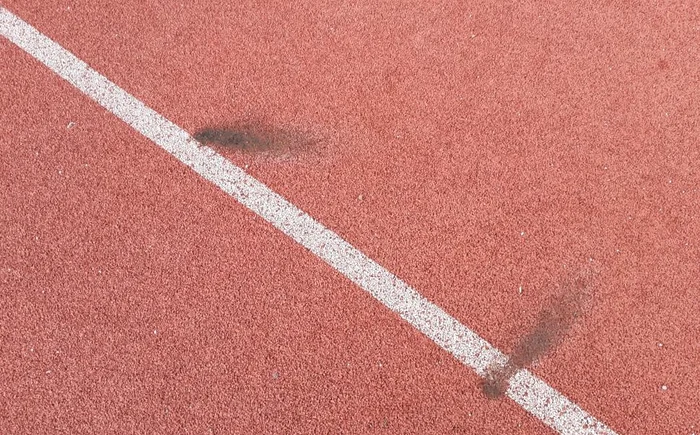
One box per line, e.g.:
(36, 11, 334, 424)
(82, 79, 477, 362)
(1, 7, 618, 435)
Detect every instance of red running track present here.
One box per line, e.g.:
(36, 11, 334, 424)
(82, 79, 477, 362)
(2, 1, 699, 434)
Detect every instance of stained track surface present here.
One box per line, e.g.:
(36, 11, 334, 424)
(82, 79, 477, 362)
(2, 2, 699, 434)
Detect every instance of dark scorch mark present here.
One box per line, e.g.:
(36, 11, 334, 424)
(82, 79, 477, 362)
(192, 121, 319, 156)
(194, 127, 273, 150)
(481, 270, 594, 399)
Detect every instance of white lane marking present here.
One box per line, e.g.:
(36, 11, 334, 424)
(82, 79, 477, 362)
(0, 7, 617, 434)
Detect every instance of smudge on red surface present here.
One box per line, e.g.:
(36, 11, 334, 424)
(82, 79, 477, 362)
(481, 267, 596, 399)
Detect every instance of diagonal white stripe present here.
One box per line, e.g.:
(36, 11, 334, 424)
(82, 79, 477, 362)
(1, 7, 618, 434)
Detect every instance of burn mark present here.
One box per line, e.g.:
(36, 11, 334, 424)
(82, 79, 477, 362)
(481, 270, 594, 399)
(194, 128, 268, 149)
(192, 121, 320, 156)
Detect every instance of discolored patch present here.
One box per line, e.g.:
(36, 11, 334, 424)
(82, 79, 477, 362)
(192, 120, 321, 157)
(481, 360, 518, 399)
(481, 268, 595, 399)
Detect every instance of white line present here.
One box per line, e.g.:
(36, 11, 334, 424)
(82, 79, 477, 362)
(1, 7, 617, 434)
